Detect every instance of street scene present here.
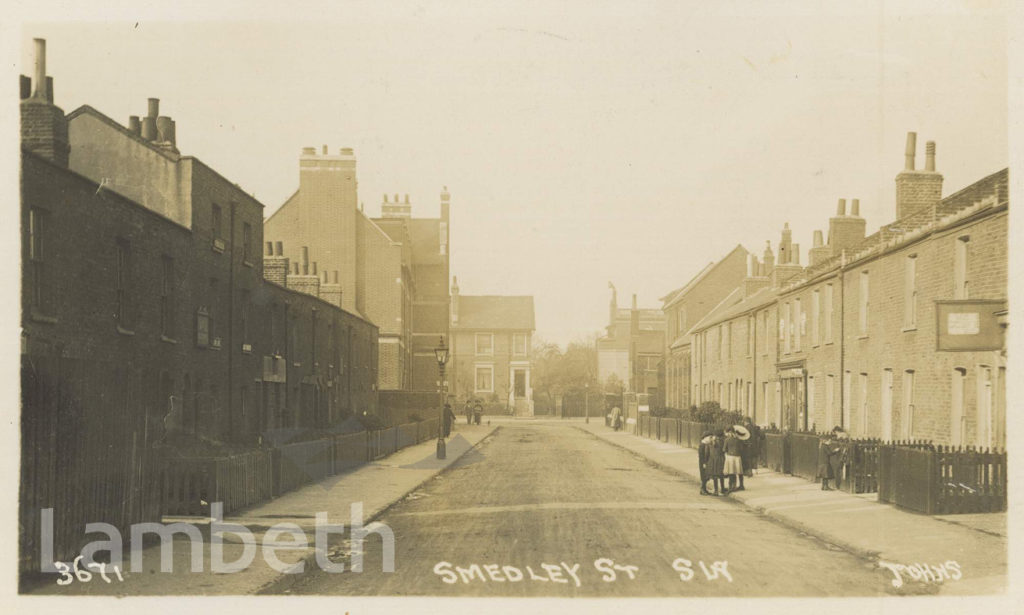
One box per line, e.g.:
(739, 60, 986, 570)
(12, 2, 1014, 610)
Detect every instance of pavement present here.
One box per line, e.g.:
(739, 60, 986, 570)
(576, 420, 1007, 596)
(23, 423, 496, 596)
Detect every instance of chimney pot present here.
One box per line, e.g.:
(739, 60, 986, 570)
(851, 198, 860, 216)
(322, 145, 328, 155)
(129, 116, 141, 136)
(275, 241, 283, 256)
(266, 241, 273, 256)
(340, 147, 354, 155)
(141, 116, 157, 141)
(301, 246, 309, 275)
(312, 262, 318, 275)
(45, 76, 54, 103)
(156, 116, 173, 142)
(837, 198, 846, 216)
(147, 98, 159, 119)
(792, 244, 800, 264)
(32, 39, 47, 101)
(925, 141, 936, 172)
(813, 230, 823, 247)
(302, 146, 316, 155)
(394, 193, 399, 203)
(333, 271, 339, 284)
(383, 194, 388, 203)
(405, 194, 409, 204)
(904, 132, 917, 171)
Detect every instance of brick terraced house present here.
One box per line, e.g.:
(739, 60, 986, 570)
(684, 133, 1008, 447)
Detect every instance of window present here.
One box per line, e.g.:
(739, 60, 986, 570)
(161, 256, 175, 338)
(475, 333, 493, 355)
(858, 271, 869, 337)
(475, 365, 494, 393)
(807, 375, 815, 421)
(951, 368, 966, 446)
(824, 284, 834, 344)
(842, 370, 851, 429)
(513, 333, 527, 356)
(825, 375, 835, 430)
(858, 373, 868, 437)
(725, 322, 732, 359)
(212, 204, 223, 241)
(811, 290, 820, 346)
(904, 255, 917, 329)
(116, 240, 132, 329)
(29, 209, 47, 313)
(242, 222, 253, 263)
(209, 278, 219, 342)
(782, 303, 791, 354)
(954, 237, 969, 299)
(793, 299, 802, 352)
(902, 370, 915, 438)
(881, 369, 894, 441)
(240, 289, 251, 344)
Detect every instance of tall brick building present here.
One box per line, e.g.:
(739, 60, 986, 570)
(660, 244, 748, 410)
(264, 150, 451, 391)
(597, 287, 665, 402)
(449, 279, 536, 416)
(684, 133, 1008, 447)
(20, 39, 379, 568)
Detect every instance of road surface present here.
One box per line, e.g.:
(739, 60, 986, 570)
(280, 423, 894, 597)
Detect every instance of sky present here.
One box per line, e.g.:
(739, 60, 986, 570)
(10, 1, 1011, 348)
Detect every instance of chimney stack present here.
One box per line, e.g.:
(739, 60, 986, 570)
(262, 240, 290, 286)
(828, 196, 867, 258)
(33, 38, 47, 100)
(904, 132, 917, 171)
(809, 229, 831, 266)
(21, 38, 70, 167)
(743, 253, 770, 296)
(895, 132, 943, 219)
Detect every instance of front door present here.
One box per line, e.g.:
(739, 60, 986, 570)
(781, 375, 806, 432)
(514, 369, 526, 398)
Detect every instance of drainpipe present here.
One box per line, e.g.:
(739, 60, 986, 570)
(228, 202, 236, 437)
(839, 252, 846, 431)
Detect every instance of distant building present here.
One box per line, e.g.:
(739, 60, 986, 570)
(659, 245, 748, 410)
(264, 148, 451, 391)
(449, 278, 536, 416)
(597, 287, 665, 402)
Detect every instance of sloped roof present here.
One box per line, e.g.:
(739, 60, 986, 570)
(454, 295, 535, 330)
(687, 287, 744, 334)
(784, 168, 1009, 289)
(661, 244, 748, 308)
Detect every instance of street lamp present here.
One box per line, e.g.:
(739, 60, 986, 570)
(434, 336, 449, 459)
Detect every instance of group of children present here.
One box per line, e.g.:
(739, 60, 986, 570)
(697, 427, 753, 496)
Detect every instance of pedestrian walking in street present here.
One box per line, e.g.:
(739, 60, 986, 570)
(723, 428, 745, 493)
(443, 403, 457, 437)
(698, 431, 714, 495)
(465, 400, 473, 425)
(741, 416, 760, 478)
(709, 430, 726, 495)
(611, 406, 623, 431)
(817, 434, 840, 490)
(830, 428, 850, 490)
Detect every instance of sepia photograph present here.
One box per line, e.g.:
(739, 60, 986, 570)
(6, 1, 1020, 612)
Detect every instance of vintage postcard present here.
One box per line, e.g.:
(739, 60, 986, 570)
(7, 1, 1019, 613)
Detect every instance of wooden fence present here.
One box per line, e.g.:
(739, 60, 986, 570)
(20, 356, 162, 575)
(162, 450, 274, 516)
